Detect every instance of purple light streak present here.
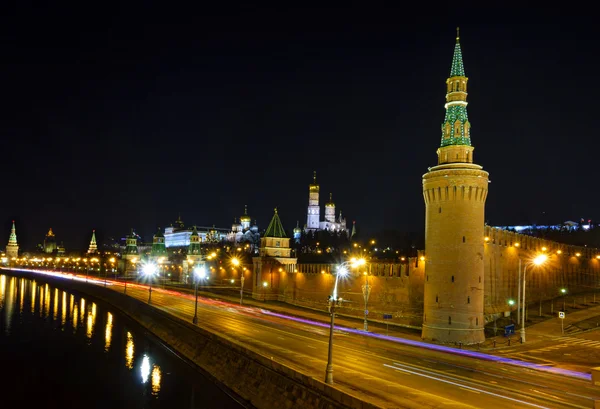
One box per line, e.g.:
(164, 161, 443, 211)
(261, 309, 592, 381)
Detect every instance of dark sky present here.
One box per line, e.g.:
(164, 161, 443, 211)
(1, 5, 597, 250)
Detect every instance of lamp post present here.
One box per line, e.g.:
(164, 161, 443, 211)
(143, 262, 158, 304)
(262, 281, 268, 302)
(325, 259, 361, 385)
(561, 288, 567, 311)
(231, 257, 245, 305)
(520, 254, 548, 343)
(192, 265, 206, 325)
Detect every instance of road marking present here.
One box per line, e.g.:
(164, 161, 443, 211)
(278, 336, 285, 340)
(460, 387, 480, 394)
(384, 364, 552, 409)
(306, 345, 317, 349)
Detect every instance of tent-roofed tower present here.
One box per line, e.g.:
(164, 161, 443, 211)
(87, 230, 98, 254)
(253, 208, 297, 301)
(6, 220, 19, 259)
(422, 28, 489, 345)
(188, 225, 202, 256)
(150, 227, 168, 259)
(121, 228, 139, 276)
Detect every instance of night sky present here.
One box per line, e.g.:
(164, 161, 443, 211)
(1, 6, 597, 251)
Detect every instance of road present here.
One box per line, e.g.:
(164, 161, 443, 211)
(12, 270, 600, 409)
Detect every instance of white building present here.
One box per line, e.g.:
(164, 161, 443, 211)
(304, 172, 348, 235)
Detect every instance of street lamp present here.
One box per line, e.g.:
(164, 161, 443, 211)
(262, 281, 268, 302)
(231, 257, 244, 305)
(520, 254, 548, 343)
(192, 265, 206, 325)
(143, 262, 158, 304)
(325, 259, 362, 385)
(561, 288, 568, 311)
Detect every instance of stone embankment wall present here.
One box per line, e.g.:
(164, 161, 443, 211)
(3, 269, 395, 409)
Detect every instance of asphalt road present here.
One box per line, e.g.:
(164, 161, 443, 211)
(110, 280, 600, 409)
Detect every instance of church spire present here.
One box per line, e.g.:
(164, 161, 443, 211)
(87, 229, 98, 254)
(437, 28, 474, 164)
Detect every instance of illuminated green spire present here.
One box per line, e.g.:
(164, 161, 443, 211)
(264, 208, 287, 238)
(8, 221, 17, 245)
(440, 27, 471, 148)
(450, 27, 465, 77)
(88, 230, 98, 254)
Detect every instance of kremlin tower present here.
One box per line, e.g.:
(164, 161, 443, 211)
(421, 29, 489, 344)
(6, 220, 19, 259)
(87, 230, 98, 254)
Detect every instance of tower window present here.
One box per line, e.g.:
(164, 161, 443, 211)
(439, 207, 442, 214)
(467, 296, 470, 304)
(426, 275, 428, 282)
(476, 317, 478, 325)
(463, 236, 465, 243)
(451, 275, 454, 283)
(479, 276, 481, 283)
(448, 316, 452, 325)
(435, 295, 438, 303)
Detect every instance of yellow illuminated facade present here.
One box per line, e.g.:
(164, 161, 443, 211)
(422, 30, 489, 344)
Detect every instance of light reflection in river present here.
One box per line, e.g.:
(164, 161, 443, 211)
(5, 277, 15, 334)
(141, 354, 150, 383)
(152, 364, 162, 395)
(125, 331, 134, 369)
(43, 284, 50, 317)
(19, 279, 24, 313)
(31, 281, 36, 312)
(61, 291, 67, 327)
(0, 275, 5, 308)
(0, 272, 243, 409)
(105, 312, 113, 352)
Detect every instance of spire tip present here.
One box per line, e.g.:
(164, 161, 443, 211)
(456, 27, 460, 41)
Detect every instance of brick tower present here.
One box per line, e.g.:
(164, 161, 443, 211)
(422, 28, 489, 344)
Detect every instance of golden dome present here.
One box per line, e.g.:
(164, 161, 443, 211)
(240, 205, 251, 222)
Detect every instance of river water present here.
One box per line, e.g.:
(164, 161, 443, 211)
(0, 272, 246, 409)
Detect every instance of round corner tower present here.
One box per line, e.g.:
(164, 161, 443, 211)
(422, 29, 489, 345)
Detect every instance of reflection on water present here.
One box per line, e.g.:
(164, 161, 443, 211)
(152, 365, 162, 395)
(126, 331, 135, 369)
(105, 312, 113, 352)
(0, 272, 243, 408)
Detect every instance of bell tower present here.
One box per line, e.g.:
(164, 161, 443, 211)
(306, 171, 320, 230)
(422, 28, 489, 344)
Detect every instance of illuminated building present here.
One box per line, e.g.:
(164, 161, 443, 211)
(422, 29, 489, 344)
(304, 171, 348, 234)
(87, 229, 98, 254)
(293, 221, 301, 243)
(163, 211, 259, 249)
(5, 220, 19, 259)
(43, 228, 57, 254)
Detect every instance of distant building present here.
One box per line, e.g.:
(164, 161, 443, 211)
(304, 172, 348, 235)
(87, 230, 98, 254)
(44, 228, 57, 254)
(163, 211, 259, 251)
(6, 220, 19, 259)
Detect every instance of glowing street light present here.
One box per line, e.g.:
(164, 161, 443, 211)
(192, 266, 206, 325)
(521, 254, 548, 342)
(325, 260, 359, 385)
(231, 258, 244, 305)
(143, 262, 158, 304)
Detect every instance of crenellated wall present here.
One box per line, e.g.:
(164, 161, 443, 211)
(272, 252, 425, 327)
(482, 226, 600, 321)
(254, 229, 600, 335)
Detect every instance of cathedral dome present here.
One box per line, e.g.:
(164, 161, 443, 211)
(325, 193, 335, 207)
(240, 205, 251, 222)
